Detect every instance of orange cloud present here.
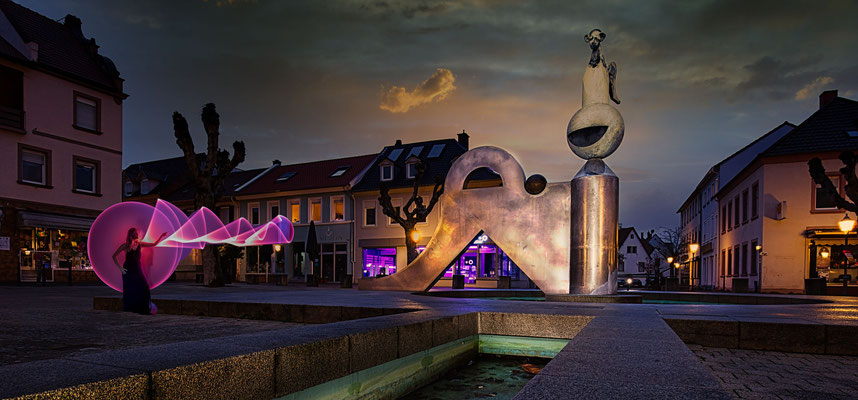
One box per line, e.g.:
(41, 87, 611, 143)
(380, 68, 456, 113)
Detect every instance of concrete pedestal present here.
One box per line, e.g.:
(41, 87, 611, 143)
(569, 159, 618, 295)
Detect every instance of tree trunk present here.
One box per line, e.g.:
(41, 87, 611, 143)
(405, 226, 419, 265)
(196, 191, 224, 287)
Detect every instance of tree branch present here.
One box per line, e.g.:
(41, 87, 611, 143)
(173, 111, 200, 181)
(201, 103, 219, 178)
(809, 157, 858, 213)
(378, 183, 405, 226)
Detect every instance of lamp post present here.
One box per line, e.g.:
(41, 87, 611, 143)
(839, 213, 855, 296)
(626, 277, 633, 292)
(689, 243, 699, 291)
(666, 256, 674, 290)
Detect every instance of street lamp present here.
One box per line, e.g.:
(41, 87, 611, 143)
(410, 230, 421, 243)
(820, 247, 830, 259)
(839, 213, 855, 295)
(689, 243, 699, 291)
(626, 278, 633, 291)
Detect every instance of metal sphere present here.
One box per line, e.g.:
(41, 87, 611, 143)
(525, 174, 547, 195)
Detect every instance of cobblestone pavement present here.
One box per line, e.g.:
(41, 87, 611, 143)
(0, 283, 302, 366)
(690, 344, 858, 399)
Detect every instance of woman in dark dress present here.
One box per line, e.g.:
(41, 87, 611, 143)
(112, 228, 167, 315)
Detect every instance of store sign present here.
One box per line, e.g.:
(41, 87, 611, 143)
(0, 237, 8, 251)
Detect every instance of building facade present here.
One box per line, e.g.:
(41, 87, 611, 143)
(0, 2, 126, 283)
(717, 91, 858, 293)
(677, 121, 794, 290)
(233, 155, 376, 284)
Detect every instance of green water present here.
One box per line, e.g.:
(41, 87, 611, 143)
(402, 355, 546, 400)
(482, 296, 725, 305)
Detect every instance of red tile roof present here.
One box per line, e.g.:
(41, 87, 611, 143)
(237, 154, 378, 195)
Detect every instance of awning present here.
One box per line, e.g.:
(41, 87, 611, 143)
(19, 211, 94, 231)
(805, 228, 851, 240)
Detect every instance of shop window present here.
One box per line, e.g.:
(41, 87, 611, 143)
(363, 247, 397, 277)
(20, 147, 49, 185)
(364, 202, 376, 226)
(310, 198, 322, 222)
(814, 175, 840, 210)
(245, 245, 273, 274)
(331, 197, 344, 221)
(73, 92, 100, 132)
(321, 243, 348, 282)
(742, 189, 749, 224)
(289, 200, 300, 223)
(73, 156, 99, 194)
(751, 182, 759, 219)
(750, 240, 758, 275)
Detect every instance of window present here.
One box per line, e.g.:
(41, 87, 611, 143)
(73, 92, 100, 132)
(140, 178, 152, 195)
(814, 175, 840, 210)
(289, 200, 301, 223)
(18, 145, 50, 186)
(331, 197, 344, 221)
(733, 196, 740, 227)
(388, 198, 401, 225)
(380, 164, 393, 181)
(388, 148, 403, 161)
(750, 240, 758, 275)
(364, 201, 377, 226)
(721, 250, 726, 277)
(638, 262, 645, 272)
(73, 156, 99, 194)
(727, 248, 732, 276)
(733, 245, 740, 276)
(249, 203, 260, 225)
(268, 201, 280, 220)
(276, 171, 296, 182)
(742, 189, 749, 223)
(741, 243, 748, 275)
(627, 246, 637, 254)
(618, 261, 624, 272)
(428, 144, 445, 158)
(330, 167, 349, 177)
(721, 205, 726, 233)
(727, 202, 732, 231)
(310, 198, 322, 222)
(0, 64, 24, 130)
(750, 182, 759, 218)
(124, 181, 133, 196)
(406, 162, 418, 179)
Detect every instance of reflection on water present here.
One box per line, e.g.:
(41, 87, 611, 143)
(402, 355, 546, 400)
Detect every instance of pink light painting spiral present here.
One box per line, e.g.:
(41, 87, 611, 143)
(88, 200, 294, 292)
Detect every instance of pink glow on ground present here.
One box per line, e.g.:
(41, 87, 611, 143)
(89, 200, 294, 291)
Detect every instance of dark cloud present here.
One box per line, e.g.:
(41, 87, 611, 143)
(17, 0, 858, 230)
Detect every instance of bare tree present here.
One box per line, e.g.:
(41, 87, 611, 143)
(655, 226, 688, 278)
(809, 152, 858, 212)
(378, 161, 444, 264)
(173, 103, 246, 287)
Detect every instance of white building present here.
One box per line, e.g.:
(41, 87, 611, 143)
(618, 227, 657, 287)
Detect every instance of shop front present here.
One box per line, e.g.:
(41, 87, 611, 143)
(13, 211, 97, 283)
(807, 229, 858, 295)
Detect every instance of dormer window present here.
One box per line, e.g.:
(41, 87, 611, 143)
(380, 164, 393, 181)
(140, 178, 154, 195)
(406, 162, 418, 179)
(330, 166, 349, 177)
(124, 181, 133, 196)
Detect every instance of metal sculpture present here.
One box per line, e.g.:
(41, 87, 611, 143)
(360, 29, 622, 295)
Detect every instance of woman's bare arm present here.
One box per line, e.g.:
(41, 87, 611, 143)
(112, 243, 128, 274)
(141, 232, 169, 248)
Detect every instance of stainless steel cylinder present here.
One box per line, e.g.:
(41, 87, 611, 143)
(570, 159, 618, 295)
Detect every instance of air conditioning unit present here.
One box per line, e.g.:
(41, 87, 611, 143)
(775, 200, 787, 220)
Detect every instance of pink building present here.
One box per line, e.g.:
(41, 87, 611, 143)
(0, 1, 126, 283)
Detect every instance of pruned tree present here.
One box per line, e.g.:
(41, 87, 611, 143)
(173, 103, 246, 287)
(379, 161, 444, 264)
(655, 226, 688, 278)
(809, 152, 858, 212)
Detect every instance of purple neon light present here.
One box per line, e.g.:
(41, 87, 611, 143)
(88, 200, 294, 292)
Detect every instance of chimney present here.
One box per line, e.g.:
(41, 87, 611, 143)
(820, 90, 838, 109)
(457, 129, 469, 150)
(272, 159, 281, 166)
(63, 15, 84, 39)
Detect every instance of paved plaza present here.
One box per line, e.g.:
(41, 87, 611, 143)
(3, 282, 858, 398)
(692, 345, 858, 399)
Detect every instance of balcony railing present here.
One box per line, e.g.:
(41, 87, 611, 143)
(0, 105, 24, 131)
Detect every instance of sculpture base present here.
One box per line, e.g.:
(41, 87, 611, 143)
(569, 159, 619, 295)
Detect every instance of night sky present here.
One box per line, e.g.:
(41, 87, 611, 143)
(19, 0, 858, 231)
